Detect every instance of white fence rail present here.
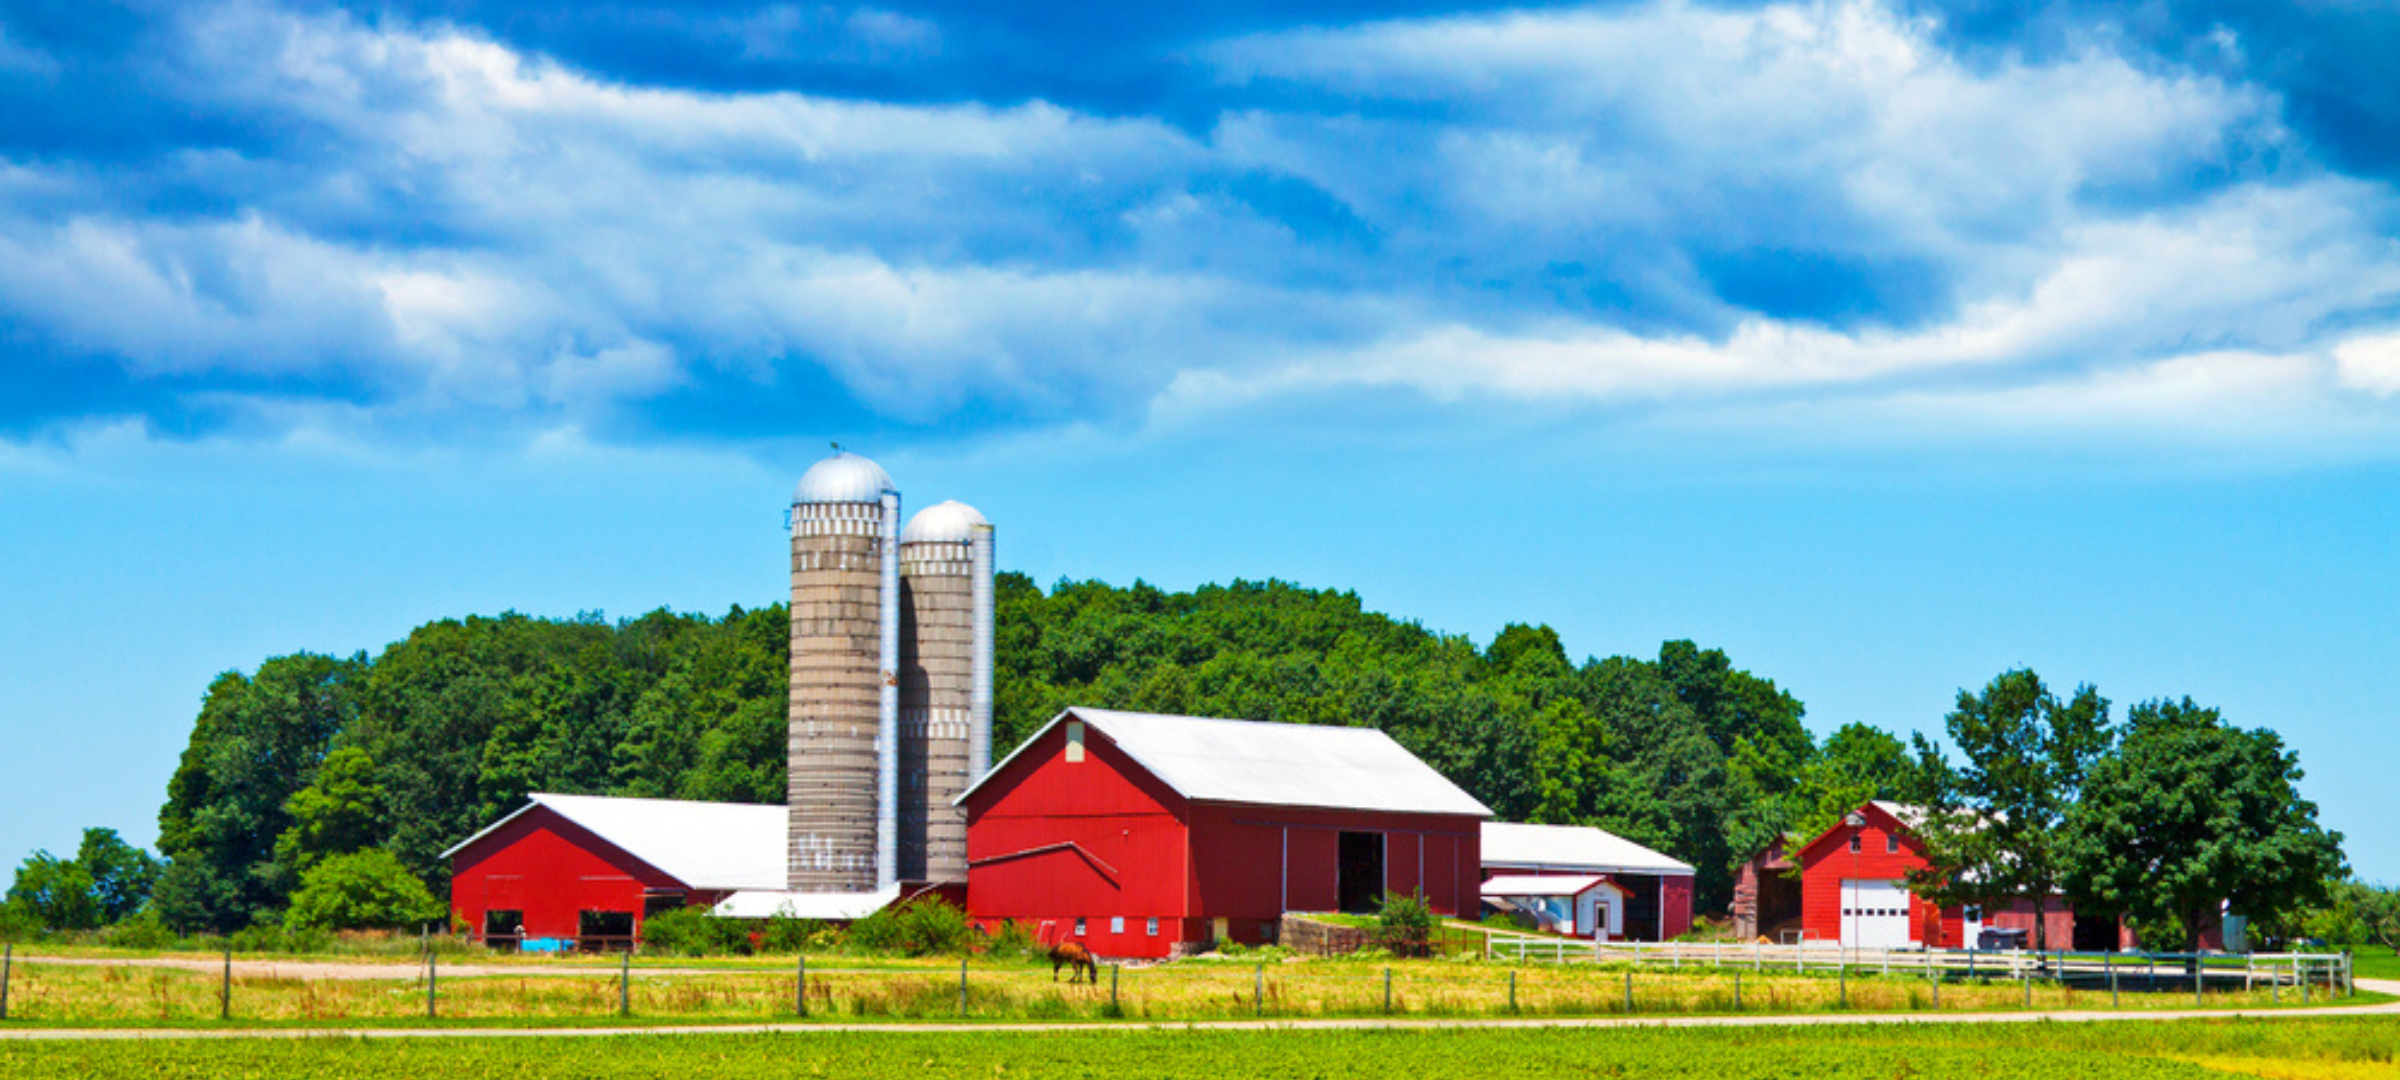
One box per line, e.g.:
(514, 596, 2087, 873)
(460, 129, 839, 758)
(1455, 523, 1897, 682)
(1483, 937, 2354, 996)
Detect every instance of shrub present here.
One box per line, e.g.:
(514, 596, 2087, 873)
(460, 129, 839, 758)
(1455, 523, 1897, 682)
(758, 914, 827, 954)
(1377, 890, 1434, 956)
(639, 906, 753, 956)
(103, 909, 177, 950)
(0, 900, 42, 942)
(983, 919, 1040, 961)
(846, 899, 972, 956)
(284, 850, 443, 933)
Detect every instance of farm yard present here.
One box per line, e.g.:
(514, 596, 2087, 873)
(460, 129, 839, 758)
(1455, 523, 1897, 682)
(0, 944, 2382, 1028)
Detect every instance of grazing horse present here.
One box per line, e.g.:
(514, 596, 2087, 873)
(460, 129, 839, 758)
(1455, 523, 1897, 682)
(1049, 941, 1098, 984)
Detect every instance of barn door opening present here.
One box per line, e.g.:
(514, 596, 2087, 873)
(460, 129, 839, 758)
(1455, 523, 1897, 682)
(1337, 831, 1384, 914)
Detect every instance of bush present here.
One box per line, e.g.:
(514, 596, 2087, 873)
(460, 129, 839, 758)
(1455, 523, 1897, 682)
(846, 899, 972, 956)
(228, 920, 333, 954)
(983, 919, 1040, 961)
(758, 914, 827, 954)
(284, 850, 443, 933)
(639, 906, 754, 956)
(103, 910, 177, 950)
(1377, 890, 1434, 956)
(0, 901, 42, 942)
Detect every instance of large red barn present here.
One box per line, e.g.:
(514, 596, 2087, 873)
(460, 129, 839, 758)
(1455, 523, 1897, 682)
(957, 708, 1493, 958)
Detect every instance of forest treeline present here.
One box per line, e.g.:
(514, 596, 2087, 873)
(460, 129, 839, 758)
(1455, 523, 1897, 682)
(148, 574, 1923, 932)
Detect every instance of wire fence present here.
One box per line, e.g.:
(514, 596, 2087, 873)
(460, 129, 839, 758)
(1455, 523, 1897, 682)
(0, 943, 2365, 1026)
(1488, 937, 2356, 997)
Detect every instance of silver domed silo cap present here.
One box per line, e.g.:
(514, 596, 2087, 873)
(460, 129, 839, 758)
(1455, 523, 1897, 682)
(792, 452, 898, 504)
(901, 500, 989, 544)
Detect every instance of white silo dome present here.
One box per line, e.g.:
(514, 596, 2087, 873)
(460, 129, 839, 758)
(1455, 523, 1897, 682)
(901, 500, 989, 544)
(793, 452, 897, 504)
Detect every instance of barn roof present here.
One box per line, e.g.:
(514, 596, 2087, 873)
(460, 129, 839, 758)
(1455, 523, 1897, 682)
(711, 885, 900, 921)
(1480, 821, 1695, 876)
(1480, 873, 1627, 899)
(441, 793, 788, 892)
(959, 707, 1493, 818)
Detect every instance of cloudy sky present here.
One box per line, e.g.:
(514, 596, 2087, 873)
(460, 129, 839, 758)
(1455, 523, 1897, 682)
(3, 0, 2396, 883)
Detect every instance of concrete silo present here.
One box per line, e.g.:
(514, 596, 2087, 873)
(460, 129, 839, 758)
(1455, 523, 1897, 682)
(787, 452, 901, 892)
(897, 501, 994, 883)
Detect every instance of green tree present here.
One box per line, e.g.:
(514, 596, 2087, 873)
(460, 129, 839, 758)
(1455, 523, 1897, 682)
(1906, 669, 2113, 953)
(2061, 698, 2346, 955)
(1783, 722, 1925, 845)
(284, 849, 444, 932)
(272, 748, 388, 875)
(5, 828, 160, 930)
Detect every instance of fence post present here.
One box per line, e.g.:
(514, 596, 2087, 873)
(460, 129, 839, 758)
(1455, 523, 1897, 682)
(2195, 960, 2204, 1008)
(1254, 964, 1263, 1017)
(1508, 969, 1516, 1013)
(1931, 973, 1938, 1010)
(427, 952, 437, 1020)
(2302, 967, 2311, 1005)
(1840, 960, 1848, 1008)
(620, 950, 631, 1017)
(1, 942, 11, 1021)
(1733, 970, 1741, 1011)
(797, 956, 807, 1017)
(1110, 964, 1119, 1014)
(1383, 967, 1392, 1014)
(2109, 957, 2118, 1009)
(959, 957, 969, 1016)
(221, 949, 232, 1021)
(1623, 969, 1633, 1013)
(2023, 973, 2031, 1009)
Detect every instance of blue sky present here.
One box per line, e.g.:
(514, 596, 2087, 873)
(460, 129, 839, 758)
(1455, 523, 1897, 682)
(2, 0, 2396, 886)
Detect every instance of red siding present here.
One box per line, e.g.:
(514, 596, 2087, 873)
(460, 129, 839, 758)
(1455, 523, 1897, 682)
(963, 714, 1486, 958)
(1798, 804, 1936, 946)
(1657, 875, 1696, 939)
(447, 807, 692, 942)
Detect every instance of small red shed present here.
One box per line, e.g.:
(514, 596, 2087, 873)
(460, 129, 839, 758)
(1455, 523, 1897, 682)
(443, 793, 785, 948)
(956, 707, 1493, 959)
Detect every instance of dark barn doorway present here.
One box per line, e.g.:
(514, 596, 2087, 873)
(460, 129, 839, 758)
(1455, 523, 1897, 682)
(1338, 831, 1385, 914)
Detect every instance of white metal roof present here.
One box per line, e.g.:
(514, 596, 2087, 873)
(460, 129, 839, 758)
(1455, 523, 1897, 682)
(710, 885, 900, 921)
(792, 451, 897, 504)
(1479, 822, 1694, 876)
(441, 793, 787, 892)
(901, 500, 988, 544)
(1480, 874, 1626, 899)
(957, 707, 1492, 818)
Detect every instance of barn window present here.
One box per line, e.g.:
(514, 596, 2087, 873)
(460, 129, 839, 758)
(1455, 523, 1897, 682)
(1887, 835, 1900, 854)
(1065, 721, 1086, 763)
(1147, 917, 1159, 936)
(1074, 917, 1087, 936)
(1848, 834, 1862, 854)
(1111, 916, 1125, 934)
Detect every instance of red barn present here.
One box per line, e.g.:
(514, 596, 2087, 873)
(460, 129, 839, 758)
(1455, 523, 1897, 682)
(443, 793, 786, 948)
(1792, 801, 2141, 951)
(957, 707, 1493, 959)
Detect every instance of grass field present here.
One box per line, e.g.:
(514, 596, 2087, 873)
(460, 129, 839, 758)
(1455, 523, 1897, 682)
(0, 949, 2368, 1028)
(4, 1017, 2399, 1079)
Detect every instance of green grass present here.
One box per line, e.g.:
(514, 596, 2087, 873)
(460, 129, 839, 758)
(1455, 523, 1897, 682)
(2347, 945, 2398, 981)
(4, 1017, 2398, 1079)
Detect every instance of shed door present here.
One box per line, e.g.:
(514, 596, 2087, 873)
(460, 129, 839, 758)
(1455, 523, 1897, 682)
(1840, 880, 1911, 949)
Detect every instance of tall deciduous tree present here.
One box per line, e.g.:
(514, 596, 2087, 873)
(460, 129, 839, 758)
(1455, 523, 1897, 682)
(5, 828, 160, 930)
(272, 748, 388, 875)
(1906, 669, 2113, 953)
(2061, 698, 2346, 955)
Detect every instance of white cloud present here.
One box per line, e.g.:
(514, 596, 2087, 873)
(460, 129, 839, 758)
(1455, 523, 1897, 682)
(2333, 331, 2400, 396)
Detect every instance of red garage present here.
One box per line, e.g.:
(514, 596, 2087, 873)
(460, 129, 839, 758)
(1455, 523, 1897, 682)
(444, 793, 785, 949)
(1792, 801, 2142, 951)
(957, 707, 1492, 959)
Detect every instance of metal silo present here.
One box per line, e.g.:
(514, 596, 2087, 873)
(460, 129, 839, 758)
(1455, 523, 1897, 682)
(787, 452, 901, 892)
(898, 500, 992, 883)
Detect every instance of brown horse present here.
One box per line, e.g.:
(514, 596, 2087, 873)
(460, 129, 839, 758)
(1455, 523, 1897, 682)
(1048, 941, 1098, 984)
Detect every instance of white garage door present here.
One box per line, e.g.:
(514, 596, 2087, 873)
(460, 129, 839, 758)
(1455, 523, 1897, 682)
(1840, 879, 1912, 948)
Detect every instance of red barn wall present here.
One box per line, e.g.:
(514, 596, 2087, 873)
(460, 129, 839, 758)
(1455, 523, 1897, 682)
(1185, 803, 1482, 945)
(1657, 874, 1696, 939)
(448, 807, 686, 942)
(962, 720, 1193, 958)
(1798, 805, 1934, 945)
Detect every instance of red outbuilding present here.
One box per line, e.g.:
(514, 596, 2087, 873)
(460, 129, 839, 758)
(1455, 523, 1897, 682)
(1790, 801, 2143, 951)
(956, 707, 1493, 959)
(443, 793, 786, 949)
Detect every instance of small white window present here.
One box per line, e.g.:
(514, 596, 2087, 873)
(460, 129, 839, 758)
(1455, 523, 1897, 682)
(1074, 917, 1086, 936)
(1065, 721, 1086, 763)
(1146, 917, 1159, 936)
(1110, 916, 1125, 934)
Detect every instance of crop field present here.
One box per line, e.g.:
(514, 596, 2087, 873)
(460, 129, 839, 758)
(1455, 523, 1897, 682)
(4, 1017, 2400, 1079)
(0, 950, 2363, 1028)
